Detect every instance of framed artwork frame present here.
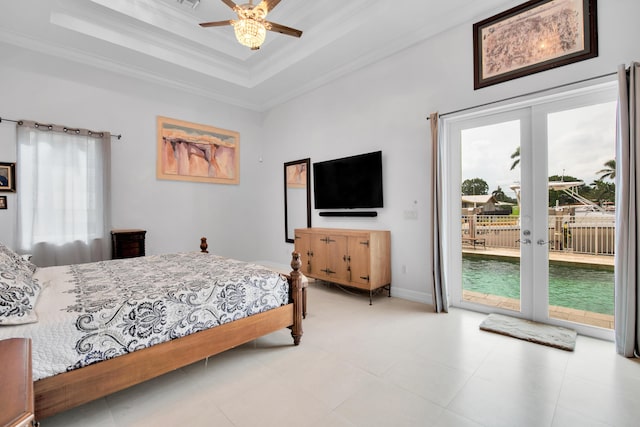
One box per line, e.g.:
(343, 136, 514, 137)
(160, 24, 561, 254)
(156, 116, 240, 184)
(473, 0, 598, 89)
(0, 196, 6, 209)
(0, 162, 16, 192)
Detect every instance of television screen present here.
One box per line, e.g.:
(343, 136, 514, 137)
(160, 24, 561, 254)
(313, 151, 383, 209)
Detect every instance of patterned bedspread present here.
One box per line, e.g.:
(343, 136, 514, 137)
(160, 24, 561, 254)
(0, 252, 289, 380)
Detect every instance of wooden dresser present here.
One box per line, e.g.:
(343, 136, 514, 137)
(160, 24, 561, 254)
(111, 229, 146, 259)
(294, 227, 391, 304)
(0, 338, 35, 427)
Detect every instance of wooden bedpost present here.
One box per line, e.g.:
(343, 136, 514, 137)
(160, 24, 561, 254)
(290, 251, 303, 345)
(200, 237, 208, 253)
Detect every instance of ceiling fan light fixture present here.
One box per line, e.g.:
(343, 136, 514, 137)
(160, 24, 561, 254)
(233, 18, 266, 50)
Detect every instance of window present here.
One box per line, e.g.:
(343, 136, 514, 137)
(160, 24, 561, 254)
(17, 123, 111, 266)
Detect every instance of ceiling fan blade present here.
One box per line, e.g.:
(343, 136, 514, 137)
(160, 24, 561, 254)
(266, 21, 302, 38)
(262, 0, 282, 12)
(220, 0, 239, 10)
(199, 20, 234, 27)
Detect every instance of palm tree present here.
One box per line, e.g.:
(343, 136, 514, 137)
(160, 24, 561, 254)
(590, 179, 615, 203)
(510, 146, 520, 170)
(597, 159, 616, 180)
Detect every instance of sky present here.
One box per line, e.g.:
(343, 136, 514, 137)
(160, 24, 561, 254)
(461, 101, 617, 198)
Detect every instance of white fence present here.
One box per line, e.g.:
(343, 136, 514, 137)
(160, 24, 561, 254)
(461, 214, 616, 255)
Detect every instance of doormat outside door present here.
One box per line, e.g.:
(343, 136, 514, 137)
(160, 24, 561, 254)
(479, 313, 577, 351)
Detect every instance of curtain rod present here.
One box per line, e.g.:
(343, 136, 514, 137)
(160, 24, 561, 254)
(0, 117, 122, 140)
(426, 71, 618, 121)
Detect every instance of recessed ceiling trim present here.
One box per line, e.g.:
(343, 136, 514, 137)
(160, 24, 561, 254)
(259, 2, 516, 110)
(0, 28, 262, 111)
(176, 0, 200, 9)
(51, 10, 253, 87)
(88, 0, 252, 60)
(246, 0, 374, 86)
(1, 0, 520, 112)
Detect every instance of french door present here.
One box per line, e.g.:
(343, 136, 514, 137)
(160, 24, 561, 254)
(443, 82, 617, 339)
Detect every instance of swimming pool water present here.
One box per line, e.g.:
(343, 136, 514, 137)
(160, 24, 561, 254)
(462, 256, 614, 315)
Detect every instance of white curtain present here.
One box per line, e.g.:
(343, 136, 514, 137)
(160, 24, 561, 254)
(430, 112, 448, 312)
(16, 121, 111, 267)
(615, 62, 640, 357)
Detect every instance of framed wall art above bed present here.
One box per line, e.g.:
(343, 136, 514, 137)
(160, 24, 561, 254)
(473, 0, 598, 89)
(156, 116, 240, 185)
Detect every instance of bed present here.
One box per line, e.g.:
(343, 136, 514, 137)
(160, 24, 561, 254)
(0, 238, 304, 420)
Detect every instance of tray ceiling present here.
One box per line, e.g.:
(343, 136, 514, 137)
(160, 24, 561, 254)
(0, 0, 516, 111)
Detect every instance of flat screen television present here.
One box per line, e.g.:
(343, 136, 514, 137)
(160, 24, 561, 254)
(313, 151, 383, 209)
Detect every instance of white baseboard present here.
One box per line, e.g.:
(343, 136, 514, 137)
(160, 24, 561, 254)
(391, 287, 432, 305)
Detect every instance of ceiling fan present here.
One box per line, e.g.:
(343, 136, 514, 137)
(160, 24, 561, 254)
(199, 0, 303, 50)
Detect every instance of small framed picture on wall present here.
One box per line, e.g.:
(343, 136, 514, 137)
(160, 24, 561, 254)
(0, 162, 16, 192)
(0, 196, 7, 209)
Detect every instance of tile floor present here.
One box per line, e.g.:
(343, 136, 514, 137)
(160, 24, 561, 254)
(41, 282, 640, 427)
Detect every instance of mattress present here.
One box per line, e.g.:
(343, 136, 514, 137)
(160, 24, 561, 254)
(0, 252, 289, 380)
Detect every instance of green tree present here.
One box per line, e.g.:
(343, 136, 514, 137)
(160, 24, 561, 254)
(461, 178, 489, 195)
(510, 146, 520, 170)
(590, 179, 616, 204)
(597, 159, 616, 180)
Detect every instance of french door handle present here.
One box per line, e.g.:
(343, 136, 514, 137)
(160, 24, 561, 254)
(537, 239, 550, 245)
(518, 229, 531, 245)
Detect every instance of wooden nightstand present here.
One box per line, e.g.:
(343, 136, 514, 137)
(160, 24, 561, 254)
(0, 338, 35, 427)
(111, 229, 146, 259)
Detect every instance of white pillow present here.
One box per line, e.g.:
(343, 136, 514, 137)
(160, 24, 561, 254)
(0, 245, 41, 325)
(0, 242, 37, 275)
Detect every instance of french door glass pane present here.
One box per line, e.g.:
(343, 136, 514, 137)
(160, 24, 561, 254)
(461, 120, 521, 312)
(545, 101, 617, 329)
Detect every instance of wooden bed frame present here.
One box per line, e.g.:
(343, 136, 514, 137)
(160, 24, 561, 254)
(33, 240, 304, 420)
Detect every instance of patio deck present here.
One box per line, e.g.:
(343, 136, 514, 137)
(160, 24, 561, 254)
(462, 290, 614, 329)
(463, 246, 614, 268)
